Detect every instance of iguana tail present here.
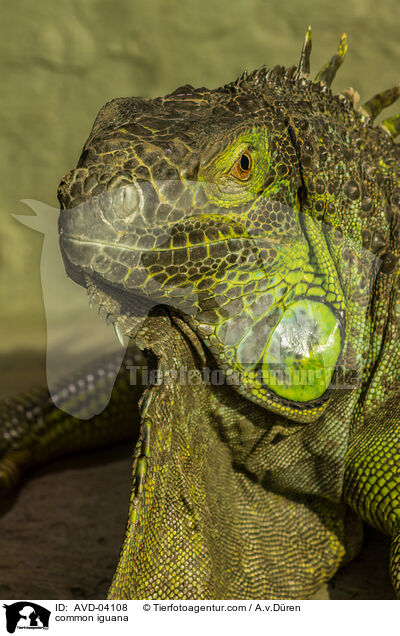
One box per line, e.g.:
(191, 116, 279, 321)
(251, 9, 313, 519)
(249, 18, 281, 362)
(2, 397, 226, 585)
(0, 347, 143, 495)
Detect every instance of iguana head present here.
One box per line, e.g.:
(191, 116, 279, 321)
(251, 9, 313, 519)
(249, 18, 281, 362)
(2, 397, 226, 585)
(58, 29, 398, 423)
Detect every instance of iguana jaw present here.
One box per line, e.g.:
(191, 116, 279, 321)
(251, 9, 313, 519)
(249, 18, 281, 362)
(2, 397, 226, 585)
(83, 273, 156, 346)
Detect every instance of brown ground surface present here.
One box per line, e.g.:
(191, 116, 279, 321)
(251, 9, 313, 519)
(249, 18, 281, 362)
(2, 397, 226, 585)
(0, 352, 396, 600)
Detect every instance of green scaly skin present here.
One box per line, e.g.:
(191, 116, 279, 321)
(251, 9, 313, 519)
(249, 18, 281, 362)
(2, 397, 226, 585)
(1, 28, 400, 598)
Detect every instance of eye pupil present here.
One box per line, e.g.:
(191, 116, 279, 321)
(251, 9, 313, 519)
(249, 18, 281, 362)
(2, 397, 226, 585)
(240, 153, 250, 171)
(229, 150, 252, 181)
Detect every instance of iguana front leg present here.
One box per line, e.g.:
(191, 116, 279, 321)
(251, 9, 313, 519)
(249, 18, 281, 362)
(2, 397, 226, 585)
(0, 346, 144, 495)
(344, 406, 400, 595)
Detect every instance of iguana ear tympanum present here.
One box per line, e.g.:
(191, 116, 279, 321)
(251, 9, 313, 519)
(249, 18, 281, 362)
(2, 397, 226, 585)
(1, 28, 400, 599)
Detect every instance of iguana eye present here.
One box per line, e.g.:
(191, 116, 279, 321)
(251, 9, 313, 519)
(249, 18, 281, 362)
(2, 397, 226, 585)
(229, 150, 252, 181)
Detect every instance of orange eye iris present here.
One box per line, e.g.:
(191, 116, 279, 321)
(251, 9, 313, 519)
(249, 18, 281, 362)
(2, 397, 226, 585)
(230, 151, 252, 181)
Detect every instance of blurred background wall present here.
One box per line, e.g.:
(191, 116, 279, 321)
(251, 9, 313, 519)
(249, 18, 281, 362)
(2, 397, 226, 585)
(1, 0, 399, 377)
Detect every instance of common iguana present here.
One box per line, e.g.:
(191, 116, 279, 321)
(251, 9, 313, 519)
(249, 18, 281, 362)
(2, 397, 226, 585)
(1, 28, 400, 599)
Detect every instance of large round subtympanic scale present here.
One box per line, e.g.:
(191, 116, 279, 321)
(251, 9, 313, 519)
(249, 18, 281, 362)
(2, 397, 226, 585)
(262, 300, 341, 402)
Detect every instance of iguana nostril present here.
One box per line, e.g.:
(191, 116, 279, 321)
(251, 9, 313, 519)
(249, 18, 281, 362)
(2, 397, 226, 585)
(179, 155, 200, 181)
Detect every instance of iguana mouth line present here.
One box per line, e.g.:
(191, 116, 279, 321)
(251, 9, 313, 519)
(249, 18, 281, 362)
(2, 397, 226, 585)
(60, 232, 285, 252)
